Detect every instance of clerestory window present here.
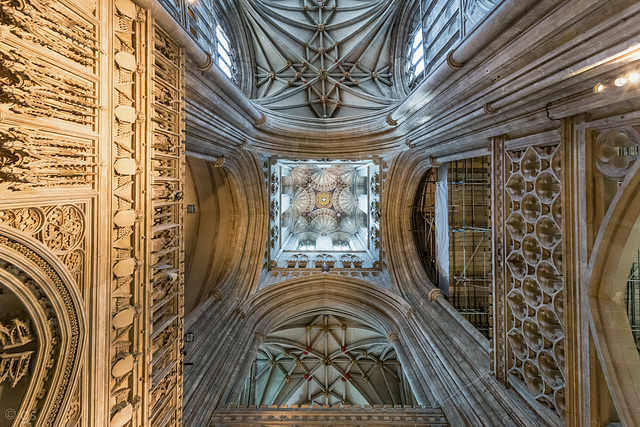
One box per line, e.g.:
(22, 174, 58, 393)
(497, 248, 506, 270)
(216, 24, 233, 79)
(408, 27, 425, 84)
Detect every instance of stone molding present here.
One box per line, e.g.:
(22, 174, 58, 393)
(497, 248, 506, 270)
(0, 224, 86, 427)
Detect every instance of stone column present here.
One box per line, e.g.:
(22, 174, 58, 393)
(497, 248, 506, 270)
(227, 331, 265, 404)
(388, 332, 429, 406)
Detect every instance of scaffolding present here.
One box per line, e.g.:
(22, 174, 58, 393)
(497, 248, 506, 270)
(411, 158, 492, 338)
(626, 248, 640, 356)
(447, 157, 492, 337)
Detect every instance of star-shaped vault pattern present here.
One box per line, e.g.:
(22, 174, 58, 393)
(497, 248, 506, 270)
(244, 0, 399, 118)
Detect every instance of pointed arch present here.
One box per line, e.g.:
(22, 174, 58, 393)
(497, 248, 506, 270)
(588, 161, 640, 426)
(0, 224, 86, 427)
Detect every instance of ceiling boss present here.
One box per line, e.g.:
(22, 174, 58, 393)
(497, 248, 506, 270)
(314, 189, 334, 210)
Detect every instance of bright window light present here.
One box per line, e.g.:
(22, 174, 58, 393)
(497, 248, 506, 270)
(218, 47, 231, 67)
(216, 24, 233, 79)
(411, 48, 424, 65)
(218, 60, 232, 78)
(216, 25, 230, 50)
(412, 30, 422, 48)
(414, 59, 425, 76)
(408, 28, 424, 83)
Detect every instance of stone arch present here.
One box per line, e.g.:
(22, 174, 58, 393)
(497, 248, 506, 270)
(589, 161, 640, 425)
(244, 275, 414, 335)
(0, 224, 86, 427)
(224, 276, 432, 406)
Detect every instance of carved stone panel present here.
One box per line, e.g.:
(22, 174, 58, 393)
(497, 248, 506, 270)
(493, 137, 565, 419)
(0, 204, 87, 290)
(0, 225, 86, 427)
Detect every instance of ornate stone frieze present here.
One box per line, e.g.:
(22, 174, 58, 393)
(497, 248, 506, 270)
(0, 127, 96, 190)
(491, 136, 506, 382)
(109, 1, 143, 425)
(0, 0, 98, 68)
(0, 204, 87, 288)
(210, 406, 447, 426)
(147, 24, 185, 426)
(0, 49, 97, 126)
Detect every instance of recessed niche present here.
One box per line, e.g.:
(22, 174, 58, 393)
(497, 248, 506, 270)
(521, 148, 542, 181)
(537, 306, 564, 341)
(507, 288, 528, 320)
(522, 236, 543, 266)
(536, 261, 562, 295)
(506, 173, 526, 201)
(521, 194, 541, 223)
(523, 318, 544, 351)
(523, 360, 545, 397)
(522, 276, 543, 308)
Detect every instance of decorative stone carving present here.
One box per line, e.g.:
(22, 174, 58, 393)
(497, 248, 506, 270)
(0, 0, 98, 68)
(428, 288, 443, 302)
(0, 224, 86, 426)
(43, 205, 84, 253)
(145, 24, 186, 425)
(0, 127, 96, 190)
(0, 50, 97, 126)
(0, 207, 44, 234)
(499, 143, 565, 415)
(109, 1, 143, 423)
(0, 317, 35, 390)
(594, 126, 640, 178)
(0, 351, 33, 387)
(0, 204, 87, 289)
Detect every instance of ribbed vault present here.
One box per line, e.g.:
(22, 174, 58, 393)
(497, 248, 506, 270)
(242, 313, 416, 407)
(242, 0, 401, 117)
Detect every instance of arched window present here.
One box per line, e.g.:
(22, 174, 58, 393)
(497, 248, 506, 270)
(407, 27, 424, 85)
(216, 24, 233, 79)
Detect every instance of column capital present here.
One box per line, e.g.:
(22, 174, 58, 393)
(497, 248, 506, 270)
(212, 155, 225, 167)
(209, 289, 223, 301)
(428, 288, 443, 302)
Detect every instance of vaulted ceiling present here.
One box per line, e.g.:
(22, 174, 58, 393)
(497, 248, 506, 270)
(240, 0, 402, 118)
(280, 161, 369, 252)
(242, 313, 415, 407)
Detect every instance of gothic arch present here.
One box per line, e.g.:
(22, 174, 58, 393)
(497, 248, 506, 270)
(588, 161, 640, 425)
(0, 224, 86, 427)
(244, 275, 414, 335)
(227, 275, 433, 406)
(383, 150, 436, 295)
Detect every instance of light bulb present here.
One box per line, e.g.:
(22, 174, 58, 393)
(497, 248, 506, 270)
(615, 77, 627, 87)
(593, 83, 604, 93)
(628, 72, 640, 83)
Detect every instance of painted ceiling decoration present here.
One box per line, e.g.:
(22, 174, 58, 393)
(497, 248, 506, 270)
(241, 314, 416, 407)
(242, 0, 400, 118)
